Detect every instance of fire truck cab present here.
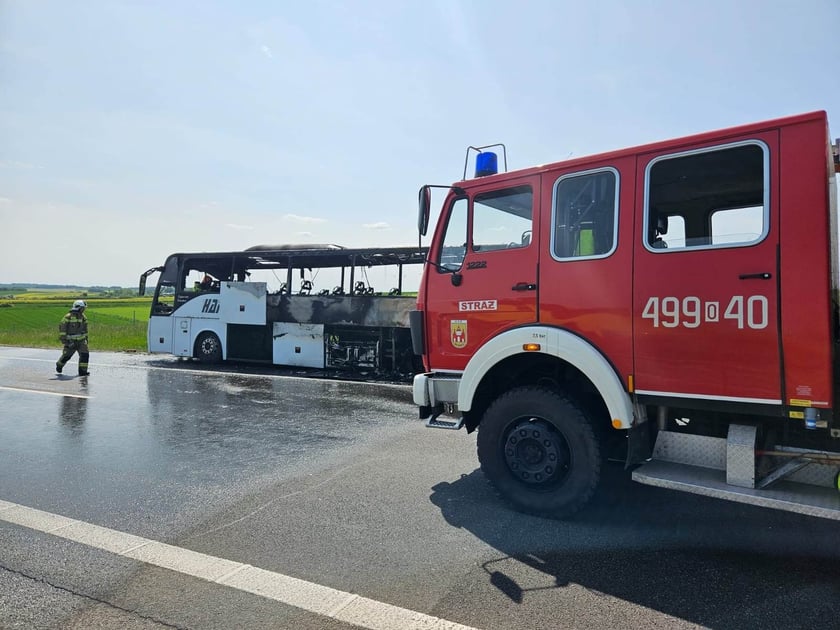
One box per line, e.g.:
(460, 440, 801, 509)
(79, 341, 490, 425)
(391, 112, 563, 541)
(412, 111, 840, 520)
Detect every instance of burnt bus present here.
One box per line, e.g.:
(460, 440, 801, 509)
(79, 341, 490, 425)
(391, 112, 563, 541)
(139, 244, 427, 378)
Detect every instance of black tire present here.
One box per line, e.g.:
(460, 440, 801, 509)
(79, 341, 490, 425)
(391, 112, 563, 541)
(476, 385, 601, 519)
(194, 331, 222, 364)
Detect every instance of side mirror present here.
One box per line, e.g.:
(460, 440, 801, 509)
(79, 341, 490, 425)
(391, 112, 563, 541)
(417, 186, 431, 236)
(139, 266, 163, 297)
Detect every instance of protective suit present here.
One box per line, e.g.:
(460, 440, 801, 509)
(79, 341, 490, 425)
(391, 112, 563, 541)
(56, 300, 90, 376)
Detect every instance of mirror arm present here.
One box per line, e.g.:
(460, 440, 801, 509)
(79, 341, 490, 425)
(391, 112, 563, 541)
(424, 255, 457, 275)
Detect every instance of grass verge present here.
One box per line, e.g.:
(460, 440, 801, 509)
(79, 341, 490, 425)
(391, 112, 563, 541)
(0, 297, 151, 352)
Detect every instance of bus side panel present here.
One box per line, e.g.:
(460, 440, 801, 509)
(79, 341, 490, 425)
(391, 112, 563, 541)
(273, 323, 326, 368)
(269, 294, 416, 327)
(779, 116, 834, 410)
(174, 317, 192, 356)
(148, 316, 174, 354)
(221, 282, 267, 325)
(227, 324, 273, 361)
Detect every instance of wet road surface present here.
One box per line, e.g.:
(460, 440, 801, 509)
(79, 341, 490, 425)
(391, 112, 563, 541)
(1, 347, 839, 629)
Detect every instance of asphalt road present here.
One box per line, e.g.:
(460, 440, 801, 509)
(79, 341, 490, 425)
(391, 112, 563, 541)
(1, 347, 838, 629)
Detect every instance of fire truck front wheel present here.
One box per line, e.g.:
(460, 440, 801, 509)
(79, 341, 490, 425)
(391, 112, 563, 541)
(477, 386, 601, 519)
(194, 331, 222, 364)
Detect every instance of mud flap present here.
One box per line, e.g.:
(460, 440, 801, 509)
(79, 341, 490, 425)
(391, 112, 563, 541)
(626, 416, 652, 468)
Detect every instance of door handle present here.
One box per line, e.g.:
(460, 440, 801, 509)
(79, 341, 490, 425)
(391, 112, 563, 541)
(512, 282, 537, 291)
(738, 272, 772, 280)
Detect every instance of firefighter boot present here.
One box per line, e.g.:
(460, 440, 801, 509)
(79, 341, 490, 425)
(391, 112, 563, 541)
(79, 352, 89, 376)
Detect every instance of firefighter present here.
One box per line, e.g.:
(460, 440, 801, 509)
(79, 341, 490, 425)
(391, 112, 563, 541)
(56, 300, 90, 376)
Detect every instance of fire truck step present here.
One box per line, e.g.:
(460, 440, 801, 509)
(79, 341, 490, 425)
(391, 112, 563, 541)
(632, 460, 840, 521)
(425, 415, 465, 430)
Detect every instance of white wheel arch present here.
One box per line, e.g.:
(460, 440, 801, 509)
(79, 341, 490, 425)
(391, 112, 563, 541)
(458, 326, 634, 428)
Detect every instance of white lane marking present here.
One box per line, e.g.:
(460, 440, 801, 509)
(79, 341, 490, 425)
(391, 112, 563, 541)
(0, 500, 478, 630)
(0, 385, 90, 399)
(0, 355, 409, 390)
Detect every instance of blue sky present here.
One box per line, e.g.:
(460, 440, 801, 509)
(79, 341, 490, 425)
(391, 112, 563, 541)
(1, 0, 839, 286)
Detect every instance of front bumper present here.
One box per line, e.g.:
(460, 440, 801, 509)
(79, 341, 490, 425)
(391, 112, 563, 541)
(412, 372, 461, 407)
(413, 372, 465, 429)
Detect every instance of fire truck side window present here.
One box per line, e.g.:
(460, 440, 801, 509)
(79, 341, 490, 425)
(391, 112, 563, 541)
(437, 197, 468, 271)
(472, 186, 533, 253)
(552, 169, 618, 260)
(646, 142, 767, 251)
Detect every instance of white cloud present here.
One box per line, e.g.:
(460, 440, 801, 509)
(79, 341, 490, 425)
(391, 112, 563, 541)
(283, 214, 326, 224)
(297, 231, 313, 237)
(260, 44, 274, 59)
(0, 197, 11, 203)
(225, 223, 254, 230)
(363, 222, 391, 230)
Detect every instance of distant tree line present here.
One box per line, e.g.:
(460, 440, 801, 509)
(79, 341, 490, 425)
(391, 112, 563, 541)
(0, 284, 139, 297)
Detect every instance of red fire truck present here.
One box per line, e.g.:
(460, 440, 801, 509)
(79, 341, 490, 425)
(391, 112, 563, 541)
(411, 110, 840, 520)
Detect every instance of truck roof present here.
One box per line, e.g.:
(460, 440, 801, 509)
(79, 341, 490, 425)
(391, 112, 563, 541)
(456, 110, 829, 185)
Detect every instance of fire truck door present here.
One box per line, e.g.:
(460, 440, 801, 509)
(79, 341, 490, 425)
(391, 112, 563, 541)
(633, 136, 782, 405)
(424, 177, 539, 371)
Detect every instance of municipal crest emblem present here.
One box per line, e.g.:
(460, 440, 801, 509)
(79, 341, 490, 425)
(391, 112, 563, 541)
(451, 320, 467, 349)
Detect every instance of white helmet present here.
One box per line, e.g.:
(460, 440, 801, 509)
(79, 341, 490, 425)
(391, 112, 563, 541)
(72, 300, 87, 310)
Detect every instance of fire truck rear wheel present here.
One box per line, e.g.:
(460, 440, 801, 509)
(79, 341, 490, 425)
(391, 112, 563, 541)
(194, 332, 222, 364)
(477, 386, 601, 519)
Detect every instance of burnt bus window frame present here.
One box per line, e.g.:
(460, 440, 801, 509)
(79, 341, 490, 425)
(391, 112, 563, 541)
(643, 140, 770, 254)
(550, 167, 620, 262)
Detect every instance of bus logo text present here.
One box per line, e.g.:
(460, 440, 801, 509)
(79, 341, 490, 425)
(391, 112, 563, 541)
(202, 298, 220, 314)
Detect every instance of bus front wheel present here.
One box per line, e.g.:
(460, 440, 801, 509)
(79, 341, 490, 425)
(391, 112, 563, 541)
(194, 332, 222, 364)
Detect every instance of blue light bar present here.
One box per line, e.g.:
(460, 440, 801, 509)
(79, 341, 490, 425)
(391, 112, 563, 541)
(475, 152, 498, 177)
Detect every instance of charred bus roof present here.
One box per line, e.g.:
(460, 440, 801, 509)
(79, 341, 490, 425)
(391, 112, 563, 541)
(163, 245, 428, 280)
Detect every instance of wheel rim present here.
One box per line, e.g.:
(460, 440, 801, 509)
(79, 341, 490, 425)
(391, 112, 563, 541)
(200, 336, 218, 356)
(503, 417, 571, 487)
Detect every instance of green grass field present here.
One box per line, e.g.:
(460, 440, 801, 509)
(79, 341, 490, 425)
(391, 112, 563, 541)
(0, 293, 151, 352)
